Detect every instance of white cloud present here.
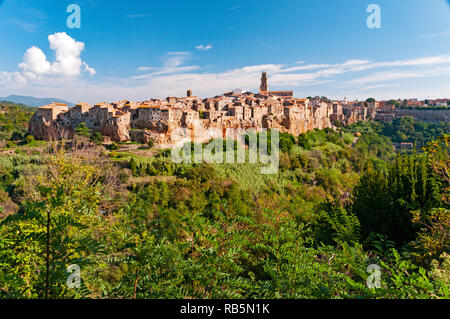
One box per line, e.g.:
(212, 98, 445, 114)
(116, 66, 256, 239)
(343, 72, 422, 85)
(342, 66, 450, 86)
(18, 46, 51, 76)
(2, 32, 95, 85)
(47, 32, 87, 77)
(418, 29, 450, 38)
(2, 51, 450, 103)
(279, 64, 332, 72)
(0, 71, 27, 85)
(133, 52, 200, 78)
(342, 55, 450, 72)
(195, 44, 213, 51)
(342, 59, 371, 66)
(162, 52, 191, 68)
(83, 62, 96, 76)
(137, 66, 155, 71)
(125, 14, 151, 18)
(226, 5, 242, 11)
(101, 55, 450, 100)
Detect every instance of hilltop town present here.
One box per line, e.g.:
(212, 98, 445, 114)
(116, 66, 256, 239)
(28, 73, 446, 146)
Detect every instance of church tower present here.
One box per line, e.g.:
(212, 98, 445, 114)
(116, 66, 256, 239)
(260, 72, 268, 93)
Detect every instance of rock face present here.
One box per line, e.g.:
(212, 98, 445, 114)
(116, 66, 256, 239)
(28, 103, 71, 140)
(29, 102, 131, 142)
(129, 129, 156, 144)
(29, 73, 377, 144)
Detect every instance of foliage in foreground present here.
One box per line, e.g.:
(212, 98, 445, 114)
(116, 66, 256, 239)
(0, 124, 448, 299)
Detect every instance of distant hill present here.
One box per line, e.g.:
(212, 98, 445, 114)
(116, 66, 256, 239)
(0, 95, 75, 108)
(0, 100, 33, 110)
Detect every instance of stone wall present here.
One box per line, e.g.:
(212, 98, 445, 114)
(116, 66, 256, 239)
(392, 109, 450, 122)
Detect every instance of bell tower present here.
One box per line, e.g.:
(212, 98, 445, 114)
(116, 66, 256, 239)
(260, 72, 268, 93)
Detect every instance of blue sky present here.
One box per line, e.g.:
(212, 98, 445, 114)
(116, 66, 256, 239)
(0, 0, 449, 103)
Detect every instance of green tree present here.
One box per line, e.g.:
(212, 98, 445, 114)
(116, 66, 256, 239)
(279, 134, 294, 153)
(0, 153, 105, 298)
(130, 158, 137, 176)
(75, 123, 91, 138)
(298, 133, 312, 150)
(314, 201, 361, 245)
(353, 153, 443, 248)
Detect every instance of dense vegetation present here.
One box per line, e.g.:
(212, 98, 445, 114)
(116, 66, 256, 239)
(0, 116, 448, 299)
(0, 101, 35, 146)
(345, 117, 450, 148)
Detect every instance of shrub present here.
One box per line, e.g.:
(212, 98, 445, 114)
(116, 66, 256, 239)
(130, 158, 137, 176)
(24, 135, 35, 145)
(5, 141, 15, 148)
(279, 135, 294, 153)
(108, 143, 119, 150)
(91, 132, 104, 145)
(298, 133, 312, 149)
(10, 132, 23, 141)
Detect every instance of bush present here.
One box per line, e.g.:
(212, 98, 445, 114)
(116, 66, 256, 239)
(298, 133, 312, 149)
(109, 151, 118, 158)
(5, 141, 15, 148)
(130, 158, 137, 176)
(108, 143, 119, 150)
(10, 132, 23, 141)
(24, 135, 35, 145)
(91, 132, 104, 145)
(279, 135, 294, 153)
